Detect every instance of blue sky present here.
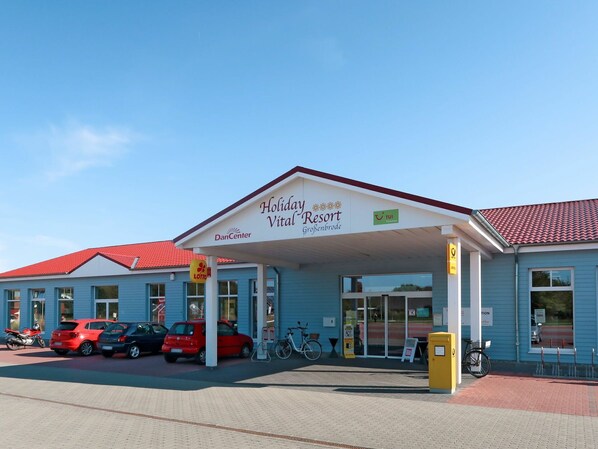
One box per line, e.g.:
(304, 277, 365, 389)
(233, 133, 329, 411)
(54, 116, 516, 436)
(1, 2, 597, 271)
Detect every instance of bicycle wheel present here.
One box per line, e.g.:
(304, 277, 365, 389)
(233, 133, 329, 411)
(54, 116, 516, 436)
(274, 340, 292, 359)
(303, 340, 322, 361)
(464, 350, 490, 378)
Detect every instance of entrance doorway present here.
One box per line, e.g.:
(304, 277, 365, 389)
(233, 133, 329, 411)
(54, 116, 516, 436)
(343, 293, 433, 358)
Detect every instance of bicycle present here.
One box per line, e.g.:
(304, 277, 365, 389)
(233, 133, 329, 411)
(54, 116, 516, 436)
(462, 338, 491, 378)
(274, 322, 322, 361)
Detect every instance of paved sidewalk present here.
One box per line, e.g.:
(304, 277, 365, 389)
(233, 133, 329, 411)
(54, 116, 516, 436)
(0, 348, 597, 448)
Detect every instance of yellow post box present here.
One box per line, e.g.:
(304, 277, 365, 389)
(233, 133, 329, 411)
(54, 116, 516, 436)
(428, 332, 457, 394)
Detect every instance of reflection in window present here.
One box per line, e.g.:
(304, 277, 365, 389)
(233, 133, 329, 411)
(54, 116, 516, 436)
(186, 283, 205, 320)
(342, 274, 432, 293)
(7, 289, 21, 331)
(58, 287, 74, 322)
(149, 283, 165, 324)
(219, 281, 238, 326)
(530, 269, 573, 349)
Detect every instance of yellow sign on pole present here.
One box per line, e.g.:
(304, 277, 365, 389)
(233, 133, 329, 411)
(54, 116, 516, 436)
(190, 259, 210, 284)
(447, 243, 458, 275)
(343, 324, 355, 358)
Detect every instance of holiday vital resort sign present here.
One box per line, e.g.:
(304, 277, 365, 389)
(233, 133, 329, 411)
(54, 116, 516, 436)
(258, 194, 343, 237)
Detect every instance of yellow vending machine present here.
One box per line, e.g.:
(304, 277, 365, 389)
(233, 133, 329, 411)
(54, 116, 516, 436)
(428, 332, 457, 394)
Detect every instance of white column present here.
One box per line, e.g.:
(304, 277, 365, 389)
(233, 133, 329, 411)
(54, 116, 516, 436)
(447, 237, 462, 384)
(470, 251, 482, 347)
(256, 264, 268, 360)
(205, 256, 218, 368)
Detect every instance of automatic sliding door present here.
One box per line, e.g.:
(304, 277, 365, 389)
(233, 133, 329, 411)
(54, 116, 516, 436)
(388, 295, 406, 357)
(366, 296, 385, 356)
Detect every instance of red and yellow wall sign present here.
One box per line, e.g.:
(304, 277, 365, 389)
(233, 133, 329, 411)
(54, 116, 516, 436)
(190, 259, 211, 283)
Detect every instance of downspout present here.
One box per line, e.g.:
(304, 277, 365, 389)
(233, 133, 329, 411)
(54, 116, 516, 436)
(514, 245, 520, 362)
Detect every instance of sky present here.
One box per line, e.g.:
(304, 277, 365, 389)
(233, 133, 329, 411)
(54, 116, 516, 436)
(1, 1, 598, 272)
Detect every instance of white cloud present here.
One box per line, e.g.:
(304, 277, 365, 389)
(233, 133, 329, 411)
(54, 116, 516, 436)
(42, 121, 140, 181)
(13, 120, 141, 182)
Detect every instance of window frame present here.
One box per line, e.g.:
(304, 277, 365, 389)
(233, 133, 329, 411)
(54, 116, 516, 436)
(529, 267, 574, 354)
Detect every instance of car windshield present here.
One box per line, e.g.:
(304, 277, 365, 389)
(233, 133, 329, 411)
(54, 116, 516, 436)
(55, 322, 78, 331)
(104, 323, 129, 334)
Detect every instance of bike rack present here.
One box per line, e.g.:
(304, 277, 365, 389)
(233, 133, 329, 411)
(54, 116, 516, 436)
(535, 347, 598, 379)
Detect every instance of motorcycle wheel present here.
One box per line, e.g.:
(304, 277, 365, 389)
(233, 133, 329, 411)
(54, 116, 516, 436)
(38, 337, 46, 348)
(6, 338, 22, 351)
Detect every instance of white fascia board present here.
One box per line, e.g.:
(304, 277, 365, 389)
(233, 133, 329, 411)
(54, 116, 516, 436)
(176, 173, 305, 247)
(465, 219, 505, 253)
(504, 242, 598, 254)
(300, 172, 471, 221)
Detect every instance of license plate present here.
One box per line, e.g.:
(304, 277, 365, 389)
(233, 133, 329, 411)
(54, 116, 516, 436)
(102, 345, 113, 350)
(54, 342, 62, 346)
(171, 348, 183, 353)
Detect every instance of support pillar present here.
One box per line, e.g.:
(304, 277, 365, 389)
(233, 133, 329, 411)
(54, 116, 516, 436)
(256, 264, 268, 359)
(470, 251, 482, 348)
(447, 237, 462, 384)
(205, 255, 218, 368)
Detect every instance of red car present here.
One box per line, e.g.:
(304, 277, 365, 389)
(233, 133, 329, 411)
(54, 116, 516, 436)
(50, 319, 112, 356)
(162, 320, 253, 364)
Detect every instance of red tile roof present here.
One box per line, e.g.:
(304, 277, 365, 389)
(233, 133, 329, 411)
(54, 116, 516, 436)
(0, 241, 234, 279)
(480, 199, 598, 245)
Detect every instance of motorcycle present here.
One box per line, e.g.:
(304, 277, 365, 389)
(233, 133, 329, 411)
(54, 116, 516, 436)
(4, 322, 46, 350)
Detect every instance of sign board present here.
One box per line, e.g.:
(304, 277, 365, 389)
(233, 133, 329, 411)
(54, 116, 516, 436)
(442, 307, 493, 326)
(343, 324, 355, 358)
(401, 337, 419, 362)
(373, 209, 399, 225)
(534, 309, 546, 324)
(447, 243, 457, 275)
(190, 259, 210, 284)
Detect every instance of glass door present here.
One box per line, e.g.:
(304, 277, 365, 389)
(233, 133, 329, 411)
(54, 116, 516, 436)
(387, 295, 406, 357)
(366, 296, 385, 356)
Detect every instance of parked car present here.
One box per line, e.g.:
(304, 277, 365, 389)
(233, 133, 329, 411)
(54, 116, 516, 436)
(50, 319, 112, 356)
(98, 322, 168, 359)
(162, 320, 253, 364)
(531, 317, 543, 343)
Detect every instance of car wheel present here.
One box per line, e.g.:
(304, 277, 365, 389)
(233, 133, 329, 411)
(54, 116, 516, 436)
(239, 343, 251, 358)
(127, 344, 141, 359)
(101, 350, 114, 358)
(78, 341, 94, 356)
(53, 349, 69, 356)
(164, 354, 178, 363)
(195, 348, 206, 365)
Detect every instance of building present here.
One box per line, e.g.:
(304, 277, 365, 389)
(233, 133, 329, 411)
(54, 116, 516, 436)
(2, 167, 597, 381)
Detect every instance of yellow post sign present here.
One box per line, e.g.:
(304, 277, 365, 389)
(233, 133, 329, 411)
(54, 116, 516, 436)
(447, 243, 457, 275)
(190, 259, 210, 283)
(343, 324, 355, 358)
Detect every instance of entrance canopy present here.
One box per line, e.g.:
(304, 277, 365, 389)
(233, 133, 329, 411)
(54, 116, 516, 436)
(174, 166, 506, 266)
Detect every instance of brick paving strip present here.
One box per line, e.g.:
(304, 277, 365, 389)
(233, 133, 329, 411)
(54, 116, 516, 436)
(0, 391, 376, 449)
(449, 374, 598, 417)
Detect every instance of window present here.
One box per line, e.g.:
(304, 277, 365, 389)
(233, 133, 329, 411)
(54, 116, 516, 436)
(31, 289, 46, 332)
(7, 289, 20, 330)
(342, 274, 433, 293)
(530, 269, 573, 349)
(95, 286, 118, 321)
(149, 283, 165, 324)
(251, 279, 276, 338)
(219, 281, 238, 326)
(58, 287, 74, 322)
(186, 283, 205, 320)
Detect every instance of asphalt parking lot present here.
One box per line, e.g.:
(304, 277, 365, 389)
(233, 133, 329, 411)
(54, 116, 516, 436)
(1, 347, 597, 448)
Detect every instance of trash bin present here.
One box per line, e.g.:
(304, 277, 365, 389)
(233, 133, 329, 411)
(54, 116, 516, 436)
(428, 332, 457, 394)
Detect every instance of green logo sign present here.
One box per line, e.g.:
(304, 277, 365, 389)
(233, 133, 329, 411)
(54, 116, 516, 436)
(373, 209, 399, 225)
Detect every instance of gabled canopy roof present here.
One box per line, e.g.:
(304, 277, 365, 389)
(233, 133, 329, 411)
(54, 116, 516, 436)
(0, 241, 232, 279)
(175, 166, 503, 267)
(481, 199, 598, 246)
